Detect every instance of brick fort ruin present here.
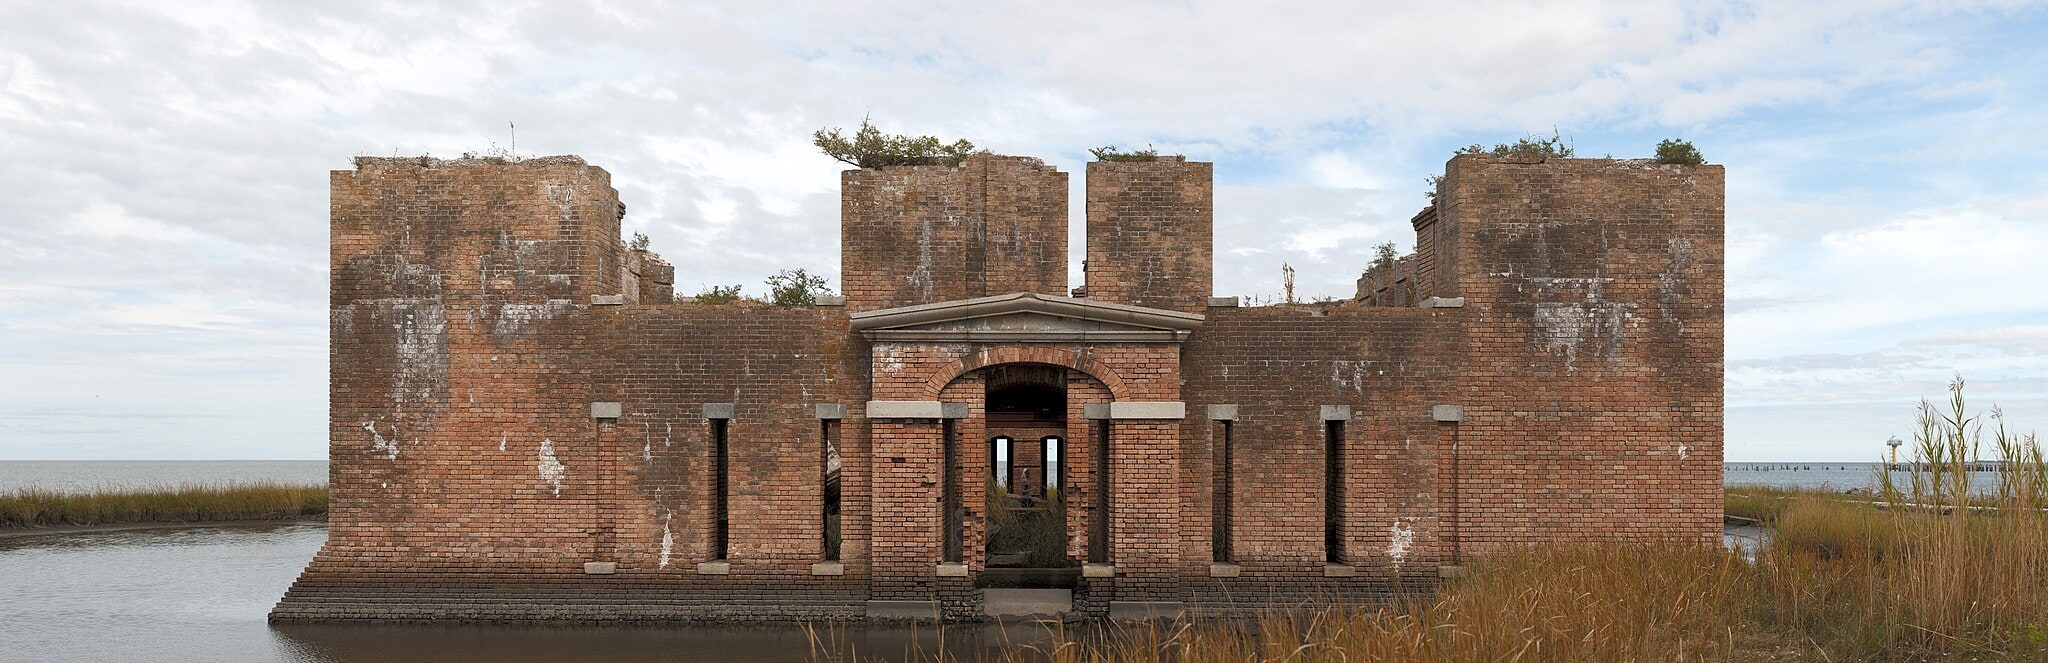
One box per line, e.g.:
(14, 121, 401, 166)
(274, 151, 1724, 622)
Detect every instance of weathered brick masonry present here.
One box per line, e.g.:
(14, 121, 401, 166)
(275, 151, 1723, 623)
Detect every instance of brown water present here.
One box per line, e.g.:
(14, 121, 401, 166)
(0, 523, 1054, 662)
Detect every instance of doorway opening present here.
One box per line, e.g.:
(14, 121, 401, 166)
(980, 364, 1076, 587)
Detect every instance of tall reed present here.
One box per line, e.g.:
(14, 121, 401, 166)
(0, 481, 327, 528)
(871, 376, 2048, 662)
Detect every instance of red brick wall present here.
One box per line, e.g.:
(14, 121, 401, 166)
(587, 303, 862, 574)
(1438, 155, 1724, 549)
(1181, 306, 1465, 579)
(1084, 159, 1214, 313)
(322, 156, 619, 573)
(840, 154, 1068, 312)
(289, 152, 1723, 622)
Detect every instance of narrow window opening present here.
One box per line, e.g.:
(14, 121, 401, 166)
(942, 420, 963, 563)
(1213, 421, 1233, 563)
(712, 417, 730, 561)
(990, 436, 1013, 490)
(1042, 436, 1063, 491)
(1324, 420, 1345, 565)
(822, 419, 840, 561)
(1088, 420, 1110, 564)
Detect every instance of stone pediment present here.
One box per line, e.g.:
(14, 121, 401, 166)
(850, 292, 1203, 343)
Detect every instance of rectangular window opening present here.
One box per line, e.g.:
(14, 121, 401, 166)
(1088, 420, 1110, 564)
(822, 419, 840, 561)
(942, 420, 963, 563)
(1213, 421, 1233, 563)
(991, 436, 1012, 490)
(1325, 420, 1345, 565)
(712, 417, 730, 561)
(1043, 436, 1063, 491)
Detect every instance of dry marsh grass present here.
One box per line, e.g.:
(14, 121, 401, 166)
(0, 481, 327, 528)
(849, 378, 2047, 662)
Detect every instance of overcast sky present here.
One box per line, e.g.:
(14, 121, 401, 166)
(3, 1, 2045, 461)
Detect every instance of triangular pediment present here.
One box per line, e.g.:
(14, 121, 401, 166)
(850, 293, 1202, 343)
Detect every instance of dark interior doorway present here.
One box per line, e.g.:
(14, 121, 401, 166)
(980, 365, 1076, 587)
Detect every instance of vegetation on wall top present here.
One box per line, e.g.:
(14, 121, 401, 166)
(1088, 145, 1173, 162)
(813, 117, 976, 168)
(1655, 138, 1706, 165)
(765, 268, 834, 306)
(1456, 129, 1577, 159)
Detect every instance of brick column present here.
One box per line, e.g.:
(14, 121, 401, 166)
(867, 417, 944, 601)
(1110, 418, 1182, 599)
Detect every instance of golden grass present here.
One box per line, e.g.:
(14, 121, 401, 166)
(0, 481, 327, 528)
(852, 378, 2048, 662)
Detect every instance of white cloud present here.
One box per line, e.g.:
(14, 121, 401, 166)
(1, 0, 2045, 458)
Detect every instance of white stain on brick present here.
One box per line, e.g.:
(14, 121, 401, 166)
(1657, 237, 1695, 328)
(1330, 360, 1368, 394)
(1528, 277, 1631, 372)
(1678, 443, 1690, 460)
(537, 439, 566, 497)
(494, 299, 572, 336)
(659, 514, 675, 569)
(499, 433, 508, 452)
(905, 216, 936, 300)
(1387, 517, 1419, 568)
(364, 420, 400, 459)
(388, 300, 449, 407)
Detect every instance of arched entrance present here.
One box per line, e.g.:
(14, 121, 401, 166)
(976, 364, 1085, 587)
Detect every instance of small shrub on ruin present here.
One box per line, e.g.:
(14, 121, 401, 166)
(813, 117, 975, 168)
(1089, 145, 1167, 162)
(1457, 128, 1576, 158)
(628, 232, 651, 252)
(1654, 138, 1705, 165)
(691, 284, 744, 304)
(1370, 241, 1398, 272)
(765, 268, 833, 306)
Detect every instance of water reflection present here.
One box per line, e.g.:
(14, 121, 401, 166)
(271, 621, 1066, 662)
(0, 523, 1072, 662)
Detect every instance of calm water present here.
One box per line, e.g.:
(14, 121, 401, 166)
(1723, 461, 2005, 493)
(0, 460, 328, 493)
(0, 461, 1993, 660)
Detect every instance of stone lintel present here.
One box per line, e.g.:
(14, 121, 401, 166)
(1082, 403, 1111, 420)
(866, 600, 941, 620)
(814, 295, 846, 306)
(696, 561, 730, 575)
(1437, 565, 1467, 579)
(1206, 404, 1239, 421)
(1108, 601, 1184, 621)
(1432, 405, 1465, 422)
(1108, 402, 1186, 419)
(1323, 563, 1357, 577)
(864, 401, 972, 419)
(1208, 562, 1240, 578)
(815, 403, 846, 420)
(703, 402, 735, 419)
(1206, 296, 1240, 308)
(1320, 405, 1352, 422)
(590, 294, 626, 306)
(1081, 563, 1116, 578)
(590, 402, 623, 420)
(582, 561, 616, 575)
(1422, 296, 1465, 308)
(935, 562, 969, 577)
(811, 561, 845, 576)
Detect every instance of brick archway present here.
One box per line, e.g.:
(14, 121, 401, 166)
(919, 346, 1130, 401)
